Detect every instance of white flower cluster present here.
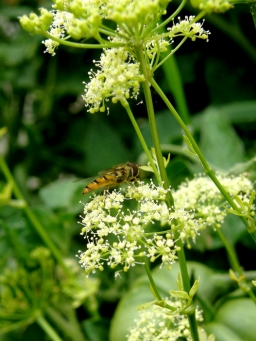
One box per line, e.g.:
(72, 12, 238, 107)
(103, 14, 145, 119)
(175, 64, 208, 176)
(173, 173, 254, 228)
(82, 47, 145, 113)
(78, 173, 254, 276)
(77, 180, 208, 275)
(77, 182, 182, 275)
(127, 298, 205, 341)
(168, 16, 210, 42)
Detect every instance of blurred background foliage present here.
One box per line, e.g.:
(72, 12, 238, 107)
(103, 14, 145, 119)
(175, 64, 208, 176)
(0, 0, 256, 340)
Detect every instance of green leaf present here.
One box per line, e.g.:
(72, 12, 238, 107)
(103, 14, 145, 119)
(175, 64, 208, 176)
(183, 135, 197, 156)
(199, 108, 244, 170)
(205, 322, 244, 341)
(218, 101, 256, 124)
(83, 318, 109, 341)
(139, 165, 154, 173)
(229, 157, 256, 175)
(109, 280, 154, 341)
(249, 3, 256, 29)
(39, 179, 81, 210)
(189, 278, 200, 298)
(209, 298, 256, 341)
(137, 300, 156, 311)
(169, 290, 190, 300)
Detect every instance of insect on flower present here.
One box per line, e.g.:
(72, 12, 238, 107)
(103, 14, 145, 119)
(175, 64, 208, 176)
(82, 162, 139, 194)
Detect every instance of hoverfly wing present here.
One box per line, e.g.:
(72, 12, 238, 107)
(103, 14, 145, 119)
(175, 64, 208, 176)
(73, 176, 98, 183)
(97, 163, 127, 175)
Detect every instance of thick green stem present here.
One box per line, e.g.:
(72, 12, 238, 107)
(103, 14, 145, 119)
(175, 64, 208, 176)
(135, 46, 175, 207)
(175, 236, 199, 341)
(150, 77, 253, 235)
(0, 156, 73, 279)
(135, 46, 199, 341)
(121, 99, 162, 184)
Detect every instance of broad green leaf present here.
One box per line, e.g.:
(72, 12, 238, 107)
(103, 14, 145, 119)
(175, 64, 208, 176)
(39, 179, 81, 209)
(199, 108, 244, 170)
(212, 298, 256, 341)
(204, 322, 244, 341)
(137, 300, 156, 311)
(219, 101, 256, 124)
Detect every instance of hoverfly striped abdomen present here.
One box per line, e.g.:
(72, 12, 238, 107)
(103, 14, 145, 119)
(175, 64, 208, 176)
(82, 162, 139, 194)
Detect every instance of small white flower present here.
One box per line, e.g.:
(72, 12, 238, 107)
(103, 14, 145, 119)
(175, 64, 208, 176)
(168, 16, 210, 42)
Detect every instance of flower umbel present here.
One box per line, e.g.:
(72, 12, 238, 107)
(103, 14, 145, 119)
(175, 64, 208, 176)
(77, 181, 181, 276)
(78, 174, 254, 276)
(82, 48, 145, 113)
(173, 172, 254, 229)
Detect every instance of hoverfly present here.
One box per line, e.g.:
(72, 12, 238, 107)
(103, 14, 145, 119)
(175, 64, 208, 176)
(82, 162, 139, 194)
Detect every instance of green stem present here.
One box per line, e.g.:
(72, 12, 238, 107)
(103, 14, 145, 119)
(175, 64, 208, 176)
(217, 228, 256, 304)
(153, 36, 188, 72)
(0, 156, 73, 279)
(143, 261, 162, 300)
(121, 99, 162, 184)
(45, 306, 86, 341)
(135, 46, 174, 207)
(135, 46, 199, 341)
(151, 0, 187, 34)
(175, 236, 200, 341)
(150, 77, 253, 234)
(42, 31, 125, 49)
(36, 313, 64, 341)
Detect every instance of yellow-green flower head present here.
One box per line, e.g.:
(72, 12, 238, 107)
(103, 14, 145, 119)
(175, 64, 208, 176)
(20, 0, 174, 56)
(19, 8, 53, 34)
(190, 0, 233, 13)
(104, 0, 171, 27)
(82, 47, 145, 113)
